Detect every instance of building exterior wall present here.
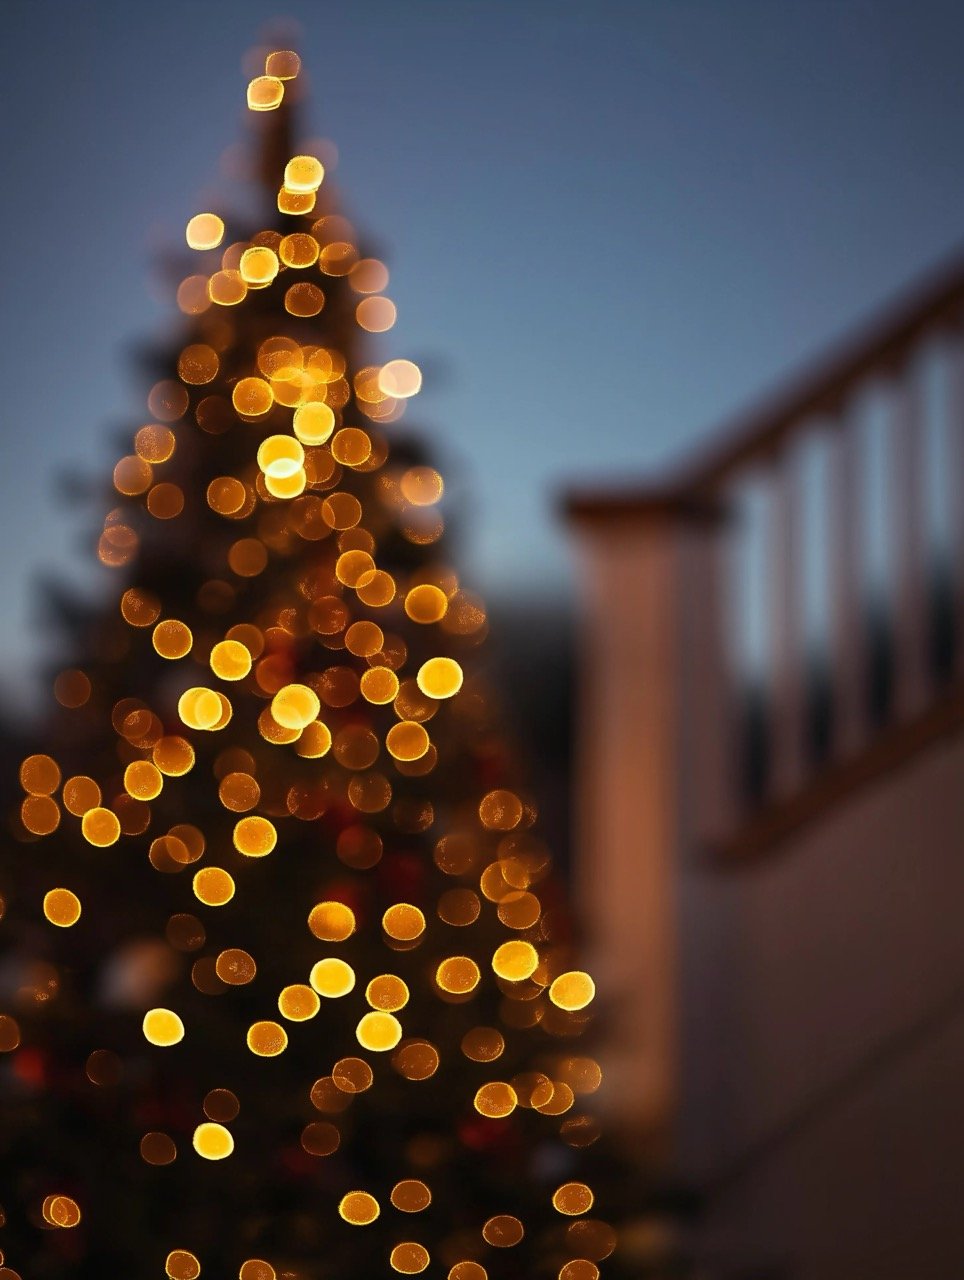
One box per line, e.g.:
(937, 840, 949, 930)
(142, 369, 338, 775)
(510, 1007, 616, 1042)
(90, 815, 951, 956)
(676, 730, 964, 1275)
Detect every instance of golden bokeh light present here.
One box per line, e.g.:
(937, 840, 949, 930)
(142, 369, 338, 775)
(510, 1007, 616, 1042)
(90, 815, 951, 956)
(309, 957, 356, 997)
(404, 584, 448, 624)
(271, 683, 321, 730)
(265, 49, 301, 79)
(549, 971, 596, 1011)
(416, 657, 463, 699)
(186, 212, 225, 250)
(143, 1008, 185, 1047)
(20, 753, 60, 795)
(210, 639, 253, 681)
(193, 1121, 235, 1160)
(215, 948, 257, 985)
(278, 984, 320, 1021)
(193, 866, 236, 907)
(338, 1191, 379, 1226)
(284, 155, 325, 193)
(356, 1010, 402, 1052)
(436, 956, 481, 995)
(390, 1243, 430, 1274)
(378, 359, 422, 398)
(153, 618, 193, 659)
(165, 1251, 201, 1280)
(492, 940, 539, 982)
(246, 1020, 288, 1057)
(382, 902, 425, 941)
(81, 806, 121, 847)
(247, 75, 284, 111)
(308, 900, 356, 942)
(391, 1180, 432, 1213)
(482, 1215, 524, 1248)
(43, 888, 82, 928)
(233, 815, 277, 857)
(365, 973, 409, 1011)
(474, 1082, 517, 1118)
(552, 1182, 595, 1215)
(386, 720, 430, 761)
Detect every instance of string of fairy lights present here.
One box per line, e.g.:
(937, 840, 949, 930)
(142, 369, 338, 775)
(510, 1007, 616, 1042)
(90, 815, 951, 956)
(5, 46, 610, 1280)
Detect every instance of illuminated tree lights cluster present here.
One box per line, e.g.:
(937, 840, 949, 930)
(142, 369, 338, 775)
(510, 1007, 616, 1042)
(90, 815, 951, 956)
(2, 48, 611, 1280)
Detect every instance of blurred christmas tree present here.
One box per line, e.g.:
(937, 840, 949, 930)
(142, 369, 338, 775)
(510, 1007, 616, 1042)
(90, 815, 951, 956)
(0, 45, 621, 1280)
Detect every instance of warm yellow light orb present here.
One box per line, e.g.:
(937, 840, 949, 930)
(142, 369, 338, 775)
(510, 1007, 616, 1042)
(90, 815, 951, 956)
(474, 1081, 518, 1118)
(272, 683, 321, 730)
(292, 402, 335, 445)
(124, 759, 163, 800)
(308, 900, 356, 942)
(153, 735, 195, 777)
(143, 1008, 185, 1047)
(265, 468, 307, 499)
(492, 940, 539, 982)
(404, 584, 448, 624)
(247, 75, 284, 111)
(549, 971, 596, 1011)
(295, 720, 332, 758)
(360, 666, 400, 704)
(193, 1121, 234, 1160)
(43, 888, 82, 928)
(278, 983, 320, 1021)
(186, 212, 225, 250)
(378, 359, 422, 398)
(210, 640, 252, 681)
(178, 686, 222, 730)
(309, 957, 356, 998)
(233, 815, 277, 858)
(20, 753, 61, 795)
(257, 434, 305, 478)
(246, 1020, 288, 1057)
(382, 902, 425, 941)
(45, 1193, 82, 1227)
(356, 1010, 402, 1052)
(232, 376, 274, 416)
(165, 1249, 201, 1280)
(391, 1180, 432, 1213)
(153, 618, 193, 659)
(338, 1190, 380, 1225)
(386, 720, 430, 762)
(390, 1243, 430, 1274)
(193, 866, 235, 907)
(265, 49, 301, 80)
(81, 806, 121, 847)
(365, 974, 409, 1012)
(435, 956, 481, 995)
(284, 155, 325, 193)
(551, 1181, 595, 1215)
(416, 657, 463, 699)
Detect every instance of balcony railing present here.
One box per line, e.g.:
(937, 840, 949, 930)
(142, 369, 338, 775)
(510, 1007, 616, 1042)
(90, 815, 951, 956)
(567, 244, 964, 860)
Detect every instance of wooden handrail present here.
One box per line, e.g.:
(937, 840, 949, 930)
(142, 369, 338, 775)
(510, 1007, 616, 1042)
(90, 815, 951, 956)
(565, 242, 964, 522)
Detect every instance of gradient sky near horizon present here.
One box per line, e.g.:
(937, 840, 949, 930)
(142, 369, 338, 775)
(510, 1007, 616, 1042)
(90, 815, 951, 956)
(3, 0, 964, 710)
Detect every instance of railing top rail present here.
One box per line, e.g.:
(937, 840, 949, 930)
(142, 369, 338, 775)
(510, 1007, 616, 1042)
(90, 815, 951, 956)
(565, 243, 964, 523)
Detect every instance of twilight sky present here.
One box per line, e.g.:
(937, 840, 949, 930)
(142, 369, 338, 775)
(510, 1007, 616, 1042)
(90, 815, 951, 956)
(3, 0, 964, 709)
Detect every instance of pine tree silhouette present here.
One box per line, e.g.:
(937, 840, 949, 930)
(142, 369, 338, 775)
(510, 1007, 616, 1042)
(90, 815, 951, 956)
(1, 47, 616, 1280)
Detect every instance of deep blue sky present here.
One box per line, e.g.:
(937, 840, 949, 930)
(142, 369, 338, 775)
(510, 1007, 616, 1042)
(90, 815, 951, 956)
(4, 0, 964, 708)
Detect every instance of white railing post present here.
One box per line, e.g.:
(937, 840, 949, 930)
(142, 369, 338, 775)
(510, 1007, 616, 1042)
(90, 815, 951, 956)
(945, 334, 964, 680)
(768, 449, 807, 796)
(828, 412, 868, 758)
(569, 514, 684, 1149)
(890, 365, 930, 718)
